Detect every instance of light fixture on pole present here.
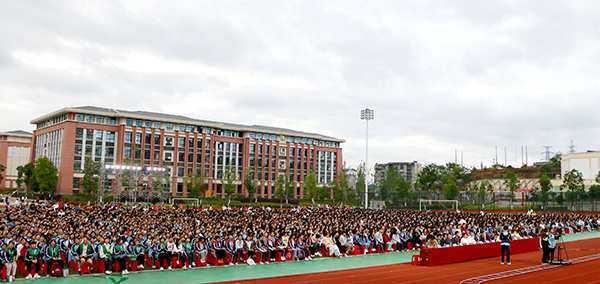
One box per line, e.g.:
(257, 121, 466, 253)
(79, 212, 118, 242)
(360, 108, 374, 209)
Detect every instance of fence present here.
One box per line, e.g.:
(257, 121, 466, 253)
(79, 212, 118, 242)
(355, 190, 600, 213)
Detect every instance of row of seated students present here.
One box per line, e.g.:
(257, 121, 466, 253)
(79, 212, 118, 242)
(2, 202, 599, 280)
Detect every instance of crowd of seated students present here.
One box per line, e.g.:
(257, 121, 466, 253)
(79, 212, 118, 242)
(1, 201, 599, 281)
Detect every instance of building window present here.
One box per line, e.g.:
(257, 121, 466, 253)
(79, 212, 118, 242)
(204, 127, 211, 134)
(107, 117, 116, 125)
(258, 145, 263, 154)
(271, 134, 276, 140)
(177, 167, 184, 177)
(144, 149, 150, 159)
(290, 148, 295, 156)
(250, 132, 256, 139)
(257, 133, 263, 139)
(74, 145, 82, 156)
(125, 132, 132, 143)
(197, 139, 202, 149)
(165, 152, 172, 161)
(264, 134, 270, 141)
(126, 118, 133, 126)
(180, 124, 186, 132)
(124, 147, 131, 158)
(73, 178, 80, 190)
(250, 144, 255, 153)
(225, 130, 231, 137)
(177, 182, 183, 194)
(145, 134, 151, 144)
(76, 114, 85, 121)
(178, 137, 185, 147)
(96, 130, 103, 141)
(135, 133, 141, 144)
(188, 125, 195, 132)
(225, 143, 230, 152)
(217, 142, 223, 151)
(165, 137, 173, 146)
(106, 131, 115, 142)
(154, 121, 161, 129)
(178, 152, 185, 162)
(105, 147, 114, 158)
(155, 135, 161, 145)
(96, 116, 105, 123)
(75, 128, 83, 139)
(189, 138, 194, 148)
(144, 120, 151, 128)
(217, 129, 223, 136)
(136, 119, 143, 127)
(74, 160, 81, 172)
(95, 146, 102, 157)
(280, 148, 286, 156)
(166, 123, 173, 131)
(290, 137, 295, 143)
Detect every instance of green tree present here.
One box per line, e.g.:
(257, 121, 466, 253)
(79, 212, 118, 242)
(477, 179, 492, 204)
(377, 165, 403, 201)
(442, 178, 460, 200)
(80, 157, 101, 195)
(222, 166, 237, 205)
(303, 172, 318, 202)
(589, 172, 600, 211)
(355, 162, 366, 206)
(415, 164, 443, 199)
(539, 175, 552, 205)
(561, 169, 584, 208)
(119, 157, 137, 194)
(185, 172, 206, 198)
(34, 156, 58, 197)
(274, 174, 294, 203)
(0, 163, 6, 186)
(16, 163, 37, 191)
(541, 153, 562, 177)
(503, 171, 521, 208)
(244, 167, 260, 202)
(332, 169, 355, 206)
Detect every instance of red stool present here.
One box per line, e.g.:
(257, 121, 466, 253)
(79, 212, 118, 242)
(96, 260, 106, 273)
(128, 260, 140, 272)
(411, 255, 422, 265)
(171, 256, 182, 269)
(80, 262, 92, 275)
(49, 263, 63, 277)
(1, 266, 6, 281)
(144, 254, 153, 267)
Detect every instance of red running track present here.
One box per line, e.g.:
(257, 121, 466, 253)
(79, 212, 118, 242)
(217, 238, 600, 284)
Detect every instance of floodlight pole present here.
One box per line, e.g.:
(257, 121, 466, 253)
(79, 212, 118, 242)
(361, 109, 374, 209)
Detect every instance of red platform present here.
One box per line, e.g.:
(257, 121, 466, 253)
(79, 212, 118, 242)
(418, 237, 539, 266)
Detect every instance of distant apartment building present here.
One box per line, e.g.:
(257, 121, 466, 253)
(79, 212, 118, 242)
(0, 130, 32, 189)
(30, 106, 344, 197)
(374, 161, 422, 185)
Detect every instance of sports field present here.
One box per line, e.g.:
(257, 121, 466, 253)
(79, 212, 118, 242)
(22, 231, 600, 284)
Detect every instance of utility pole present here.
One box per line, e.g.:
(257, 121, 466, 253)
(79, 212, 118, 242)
(568, 140, 577, 154)
(542, 146, 554, 162)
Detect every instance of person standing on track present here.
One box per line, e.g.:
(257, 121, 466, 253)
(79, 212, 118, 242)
(541, 229, 550, 264)
(500, 226, 512, 265)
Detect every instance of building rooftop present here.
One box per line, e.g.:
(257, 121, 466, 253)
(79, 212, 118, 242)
(0, 130, 32, 137)
(31, 106, 345, 143)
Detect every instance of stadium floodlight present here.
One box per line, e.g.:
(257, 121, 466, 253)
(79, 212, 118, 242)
(360, 108, 374, 209)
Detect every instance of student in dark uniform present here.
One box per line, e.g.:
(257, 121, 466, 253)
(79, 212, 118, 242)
(541, 229, 550, 264)
(500, 226, 512, 265)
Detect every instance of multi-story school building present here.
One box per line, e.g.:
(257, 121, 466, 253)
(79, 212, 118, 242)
(30, 106, 344, 198)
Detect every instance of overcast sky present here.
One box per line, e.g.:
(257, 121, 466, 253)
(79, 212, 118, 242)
(1, 0, 599, 171)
